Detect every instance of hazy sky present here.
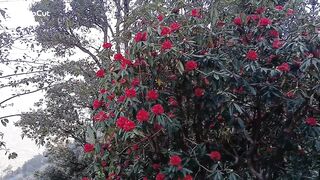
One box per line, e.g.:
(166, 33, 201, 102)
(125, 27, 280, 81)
(0, 0, 46, 176)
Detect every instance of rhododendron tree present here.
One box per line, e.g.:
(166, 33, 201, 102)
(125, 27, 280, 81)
(84, 0, 320, 179)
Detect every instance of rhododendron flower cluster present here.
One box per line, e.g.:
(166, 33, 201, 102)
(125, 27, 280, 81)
(84, 2, 320, 179)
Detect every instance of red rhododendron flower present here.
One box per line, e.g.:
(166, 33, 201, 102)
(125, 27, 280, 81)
(185, 60, 198, 71)
(233, 17, 242, 26)
(146, 90, 159, 101)
(125, 88, 137, 98)
(143, 177, 148, 180)
(132, 144, 139, 151)
(99, 88, 107, 94)
(161, 39, 173, 50)
(152, 163, 161, 170)
(209, 151, 221, 161)
(246, 50, 258, 61)
(102, 42, 112, 49)
(117, 95, 126, 103)
(169, 155, 182, 166)
(154, 123, 163, 131)
(286, 91, 295, 98)
(287, 9, 294, 16)
(305, 117, 317, 126)
(93, 99, 103, 109)
(247, 14, 260, 23)
(123, 119, 136, 131)
(156, 173, 165, 180)
(272, 39, 282, 49)
(276, 62, 290, 72)
(170, 22, 181, 32)
(114, 53, 124, 61)
(107, 93, 115, 101)
(157, 14, 164, 21)
(120, 58, 132, 70)
(255, 7, 266, 14)
(96, 69, 105, 78)
(269, 29, 279, 38)
(160, 26, 171, 36)
(136, 109, 150, 123)
(82, 177, 90, 180)
(152, 104, 164, 115)
(134, 32, 147, 42)
(119, 78, 126, 84)
(84, 143, 94, 153)
(184, 175, 193, 180)
(167, 112, 175, 118)
(194, 88, 205, 97)
(191, 9, 200, 17)
(101, 161, 107, 167)
(168, 97, 178, 106)
(131, 77, 140, 87)
(259, 17, 272, 26)
(116, 116, 128, 129)
(275, 5, 284, 11)
(93, 111, 109, 121)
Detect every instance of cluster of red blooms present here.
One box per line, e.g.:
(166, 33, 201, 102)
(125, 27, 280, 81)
(83, 5, 316, 179)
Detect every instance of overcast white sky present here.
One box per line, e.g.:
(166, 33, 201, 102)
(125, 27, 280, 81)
(0, 0, 47, 176)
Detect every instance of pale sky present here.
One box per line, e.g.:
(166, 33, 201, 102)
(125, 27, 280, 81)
(0, 0, 49, 176)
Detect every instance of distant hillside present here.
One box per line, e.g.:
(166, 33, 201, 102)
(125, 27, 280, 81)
(1, 154, 48, 180)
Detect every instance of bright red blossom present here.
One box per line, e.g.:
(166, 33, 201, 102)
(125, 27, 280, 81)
(170, 22, 181, 32)
(99, 89, 107, 94)
(114, 53, 124, 61)
(233, 17, 242, 26)
(246, 50, 258, 61)
(131, 77, 140, 87)
(93, 111, 109, 121)
(96, 69, 105, 78)
(134, 32, 147, 42)
(146, 90, 159, 101)
(136, 109, 150, 123)
(152, 104, 164, 115)
(255, 7, 266, 14)
(275, 5, 284, 11)
(84, 143, 94, 153)
(123, 119, 136, 131)
(102, 42, 112, 49)
(157, 14, 164, 21)
(93, 99, 103, 109)
(305, 117, 317, 126)
(125, 88, 137, 98)
(287, 9, 294, 16)
(82, 177, 89, 180)
(259, 17, 272, 26)
(191, 9, 200, 17)
(272, 39, 282, 49)
(168, 97, 178, 106)
(169, 155, 182, 166)
(160, 26, 171, 36)
(116, 116, 136, 131)
(161, 39, 173, 50)
(277, 62, 290, 72)
(185, 60, 198, 71)
(156, 173, 165, 180)
(269, 29, 279, 38)
(194, 88, 205, 97)
(209, 151, 222, 161)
